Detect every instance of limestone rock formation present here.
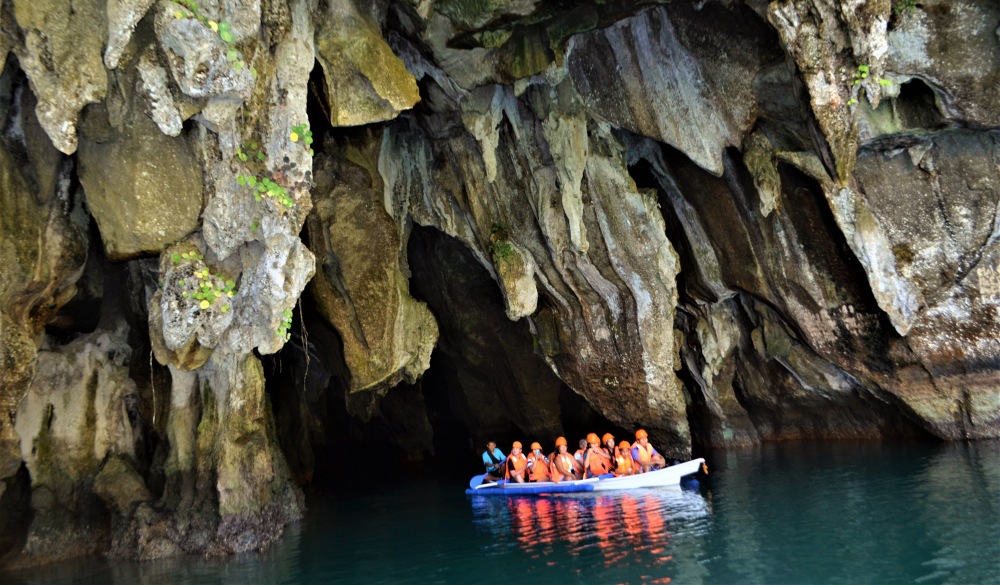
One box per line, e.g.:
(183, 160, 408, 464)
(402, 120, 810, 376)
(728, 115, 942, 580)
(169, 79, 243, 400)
(0, 0, 997, 569)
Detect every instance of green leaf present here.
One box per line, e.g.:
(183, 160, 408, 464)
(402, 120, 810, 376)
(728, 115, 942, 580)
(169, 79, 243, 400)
(221, 304, 230, 313)
(179, 280, 186, 286)
(248, 176, 257, 187)
(237, 175, 246, 186)
(226, 279, 235, 288)
(226, 49, 238, 62)
(220, 30, 235, 44)
(234, 60, 244, 71)
(182, 291, 188, 298)
(250, 221, 259, 231)
(219, 21, 230, 32)
(257, 152, 266, 161)
(858, 65, 869, 72)
(172, 253, 181, 263)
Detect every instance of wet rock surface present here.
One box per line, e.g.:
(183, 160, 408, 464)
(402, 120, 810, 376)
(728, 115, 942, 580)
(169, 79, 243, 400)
(0, 0, 997, 569)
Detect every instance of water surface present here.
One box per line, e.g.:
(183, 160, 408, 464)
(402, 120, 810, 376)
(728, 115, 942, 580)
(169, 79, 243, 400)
(5, 440, 999, 584)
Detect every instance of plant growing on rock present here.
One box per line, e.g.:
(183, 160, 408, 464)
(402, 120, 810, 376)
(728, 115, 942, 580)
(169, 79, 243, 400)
(490, 222, 514, 263)
(172, 0, 256, 78)
(170, 249, 237, 313)
(276, 308, 293, 342)
(290, 123, 314, 156)
(235, 142, 297, 209)
(846, 64, 892, 107)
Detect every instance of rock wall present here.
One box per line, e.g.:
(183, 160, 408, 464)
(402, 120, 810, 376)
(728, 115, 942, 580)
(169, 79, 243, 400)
(0, 0, 997, 568)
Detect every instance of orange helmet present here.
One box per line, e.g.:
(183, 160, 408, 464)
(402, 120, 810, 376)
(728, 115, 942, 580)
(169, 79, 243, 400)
(619, 440, 631, 450)
(555, 436, 568, 447)
(602, 433, 614, 444)
(586, 432, 599, 444)
(530, 442, 542, 451)
(635, 429, 648, 440)
(512, 441, 522, 449)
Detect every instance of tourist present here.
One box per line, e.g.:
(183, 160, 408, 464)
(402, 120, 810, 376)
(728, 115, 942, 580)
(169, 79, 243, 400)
(527, 442, 551, 482)
(614, 440, 637, 476)
(550, 436, 582, 482)
(583, 432, 612, 477)
(574, 438, 588, 464)
(482, 440, 506, 481)
(505, 441, 529, 483)
(631, 429, 666, 473)
(602, 433, 616, 457)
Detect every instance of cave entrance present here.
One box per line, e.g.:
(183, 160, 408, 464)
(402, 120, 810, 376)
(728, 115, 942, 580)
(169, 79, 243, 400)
(265, 224, 623, 490)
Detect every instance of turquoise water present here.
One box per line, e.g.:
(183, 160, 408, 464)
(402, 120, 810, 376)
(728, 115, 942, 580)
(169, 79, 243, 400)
(5, 440, 999, 584)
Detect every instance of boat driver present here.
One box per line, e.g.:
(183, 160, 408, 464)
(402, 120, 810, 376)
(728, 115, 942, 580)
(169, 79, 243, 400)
(482, 440, 506, 481)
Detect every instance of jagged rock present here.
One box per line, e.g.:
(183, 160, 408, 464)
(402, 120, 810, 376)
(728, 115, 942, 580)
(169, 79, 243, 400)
(12, 321, 139, 566)
(847, 129, 1000, 437)
(105, 0, 157, 70)
(382, 80, 690, 455)
(768, 0, 891, 182)
(154, 2, 255, 100)
(307, 132, 438, 392)
(10, 0, 108, 154)
(204, 353, 303, 552)
(77, 106, 203, 260)
(408, 226, 565, 440)
(887, 0, 1000, 127)
(568, 4, 783, 176)
(315, 0, 420, 126)
(94, 455, 151, 516)
(0, 87, 88, 488)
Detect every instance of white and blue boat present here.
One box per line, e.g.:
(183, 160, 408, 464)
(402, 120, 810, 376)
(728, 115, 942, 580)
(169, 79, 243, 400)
(466, 458, 706, 496)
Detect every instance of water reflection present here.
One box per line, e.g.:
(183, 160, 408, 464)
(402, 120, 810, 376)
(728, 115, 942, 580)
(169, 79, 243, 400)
(469, 485, 710, 583)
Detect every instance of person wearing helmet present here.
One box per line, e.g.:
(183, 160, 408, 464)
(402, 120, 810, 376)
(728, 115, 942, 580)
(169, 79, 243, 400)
(550, 436, 582, 482)
(527, 441, 552, 482)
(602, 433, 616, 458)
(482, 440, 506, 481)
(613, 440, 637, 476)
(631, 429, 666, 473)
(583, 432, 612, 478)
(505, 441, 529, 483)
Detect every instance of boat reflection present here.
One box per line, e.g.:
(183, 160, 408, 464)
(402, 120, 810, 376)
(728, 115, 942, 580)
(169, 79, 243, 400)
(469, 484, 710, 574)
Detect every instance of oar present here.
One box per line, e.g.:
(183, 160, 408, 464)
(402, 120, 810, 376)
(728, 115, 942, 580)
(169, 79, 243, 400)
(469, 473, 488, 489)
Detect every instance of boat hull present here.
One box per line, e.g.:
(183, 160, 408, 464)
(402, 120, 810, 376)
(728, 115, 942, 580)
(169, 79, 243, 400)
(465, 458, 705, 496)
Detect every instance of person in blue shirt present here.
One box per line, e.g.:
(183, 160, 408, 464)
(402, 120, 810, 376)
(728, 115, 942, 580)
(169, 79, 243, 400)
(482, 441, 506, 481)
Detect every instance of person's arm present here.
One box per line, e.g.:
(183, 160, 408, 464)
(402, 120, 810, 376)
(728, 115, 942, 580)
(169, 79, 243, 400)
(631, 445, 640, 461)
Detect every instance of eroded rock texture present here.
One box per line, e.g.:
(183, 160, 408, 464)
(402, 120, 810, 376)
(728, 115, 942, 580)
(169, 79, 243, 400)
(0, 0, 997, 569)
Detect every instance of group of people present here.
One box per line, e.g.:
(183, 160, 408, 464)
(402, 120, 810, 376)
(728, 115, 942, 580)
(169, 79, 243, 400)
(481, 430, 667, 483)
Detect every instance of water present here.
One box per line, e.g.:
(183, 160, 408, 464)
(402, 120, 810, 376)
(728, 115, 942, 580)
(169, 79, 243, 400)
(4, 440, 999, 584)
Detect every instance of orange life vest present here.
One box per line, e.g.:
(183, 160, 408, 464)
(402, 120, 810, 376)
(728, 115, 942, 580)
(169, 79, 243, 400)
(528, 452, 551, 482)
(614, 451, 636, 476)
(586, 447, 610, 477)
(506, 453, 528, 479)
(550, 453, 577, 482)
(633, 442, 656, 464)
